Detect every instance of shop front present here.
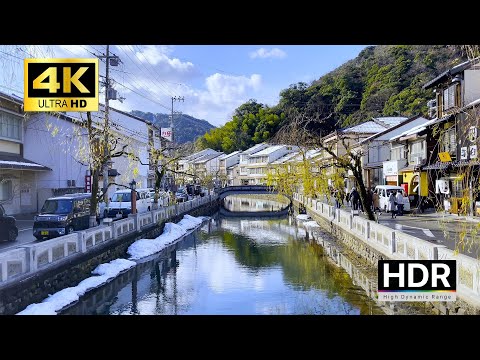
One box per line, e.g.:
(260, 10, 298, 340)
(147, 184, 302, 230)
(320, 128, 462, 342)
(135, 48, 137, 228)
(400, 166, 429, 207)
(383, 159, 406, 186)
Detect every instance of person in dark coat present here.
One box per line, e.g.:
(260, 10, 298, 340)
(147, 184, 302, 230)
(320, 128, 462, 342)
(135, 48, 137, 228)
(351, 187, 360, 210)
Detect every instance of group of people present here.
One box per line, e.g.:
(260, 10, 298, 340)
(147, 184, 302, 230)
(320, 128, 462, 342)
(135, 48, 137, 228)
(333, 186, 405, 219)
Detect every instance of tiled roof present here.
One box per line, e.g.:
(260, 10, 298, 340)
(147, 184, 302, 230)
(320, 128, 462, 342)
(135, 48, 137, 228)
(342, 121, 387, 134)
(251, 145, 286, 156)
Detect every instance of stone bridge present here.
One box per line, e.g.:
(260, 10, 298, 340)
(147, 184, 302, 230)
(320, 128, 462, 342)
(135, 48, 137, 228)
(216, 185, 289, 201)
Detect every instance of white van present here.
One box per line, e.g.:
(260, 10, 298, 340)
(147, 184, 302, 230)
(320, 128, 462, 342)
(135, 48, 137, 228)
(107, 188, 152, 218)
(374, 185, 410, 212)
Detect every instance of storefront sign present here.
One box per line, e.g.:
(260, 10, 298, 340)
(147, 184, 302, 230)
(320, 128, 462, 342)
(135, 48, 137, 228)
(470, 145, 477, 159)
(383, 160, 406, 176)
(439, 152, 452, 162)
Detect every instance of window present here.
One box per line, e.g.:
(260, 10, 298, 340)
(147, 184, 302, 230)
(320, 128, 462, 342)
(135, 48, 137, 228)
(409, 141, 426, 162)
(443, 84, 457, 111)
(0, 180, 13, 201)
(0, 112, 22, 141)
(441, 126, 456, 156)
(391, 146, 405, 160)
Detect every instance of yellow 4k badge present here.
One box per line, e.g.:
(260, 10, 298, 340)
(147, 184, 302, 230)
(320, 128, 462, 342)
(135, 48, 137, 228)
(24, 58, 98, 112)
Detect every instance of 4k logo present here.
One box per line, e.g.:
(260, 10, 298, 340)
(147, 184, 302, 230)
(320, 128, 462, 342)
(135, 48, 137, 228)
(24, 58, 98, 112)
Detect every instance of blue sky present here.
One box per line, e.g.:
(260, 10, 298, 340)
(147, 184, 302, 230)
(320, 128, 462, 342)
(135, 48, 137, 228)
(0, 45, 367, 127)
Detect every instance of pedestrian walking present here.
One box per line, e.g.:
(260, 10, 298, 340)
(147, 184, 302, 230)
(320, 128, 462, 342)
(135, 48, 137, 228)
(372, 190, 381, 214)
(351, 187, 360, 210)
(388, 191, 397, 218)
(396, 190, 404, 216)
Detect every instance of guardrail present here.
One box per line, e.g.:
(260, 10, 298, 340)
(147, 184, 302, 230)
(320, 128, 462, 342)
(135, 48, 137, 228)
(293, 192, 480, 305)
(0, 194, 218, 286)
(23, 234, 80, 272)
(0, 248, 29, 282)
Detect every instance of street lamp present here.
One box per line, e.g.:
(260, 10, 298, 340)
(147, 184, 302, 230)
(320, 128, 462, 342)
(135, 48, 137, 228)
(130, 179, 137, 215)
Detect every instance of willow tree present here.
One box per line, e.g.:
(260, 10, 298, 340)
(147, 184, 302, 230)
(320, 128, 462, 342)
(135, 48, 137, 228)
(39, 110, 139, 227)
(272, 110, 375, 221)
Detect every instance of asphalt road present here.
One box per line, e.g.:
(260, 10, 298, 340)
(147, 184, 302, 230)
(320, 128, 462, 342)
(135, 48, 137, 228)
(340, 205, 480, 257)
(0, 219, 36, 251)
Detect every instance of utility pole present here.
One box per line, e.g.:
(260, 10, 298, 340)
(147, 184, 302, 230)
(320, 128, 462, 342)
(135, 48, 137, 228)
(102, 44, 110, 202)
(170, 96, 184, 191)
(97, 45, 120, 203)
(171, 96, 184, 146)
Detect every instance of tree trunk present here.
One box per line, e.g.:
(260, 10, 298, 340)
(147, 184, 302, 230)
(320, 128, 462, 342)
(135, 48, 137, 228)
(89, 168, 100, 227)
(153, 165, 166, 210)
(353, 168, 375, 221)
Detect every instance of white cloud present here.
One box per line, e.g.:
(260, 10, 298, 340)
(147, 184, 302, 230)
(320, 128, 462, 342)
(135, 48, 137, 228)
(249, 47, 287, 59)
(118, 45, 195, 74)
(176, 73, 262, 126)
(202, 73, 261, 105)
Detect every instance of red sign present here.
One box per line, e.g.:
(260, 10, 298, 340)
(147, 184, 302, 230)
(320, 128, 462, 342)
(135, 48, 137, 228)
(85, 175, 92, 193)
(401, 183, 408, 195)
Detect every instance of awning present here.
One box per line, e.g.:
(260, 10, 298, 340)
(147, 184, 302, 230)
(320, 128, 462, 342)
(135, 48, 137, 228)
(0, 153, 51, 171)
(422, 161, 452, 170)
(399, 165, 416, 173)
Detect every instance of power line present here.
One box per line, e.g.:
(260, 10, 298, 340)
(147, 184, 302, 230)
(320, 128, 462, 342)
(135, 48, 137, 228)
(133, 45, 181, 97)
(117, 45, 176, 99)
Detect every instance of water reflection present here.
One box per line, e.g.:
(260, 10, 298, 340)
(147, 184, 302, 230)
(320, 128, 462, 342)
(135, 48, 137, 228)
(62, 207, 383, 315)
(223, 194, 288, 212)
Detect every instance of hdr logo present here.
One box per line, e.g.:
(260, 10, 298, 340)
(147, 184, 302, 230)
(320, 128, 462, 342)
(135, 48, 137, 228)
(24, 58, 98, 112)
(378, 260, 456, 302)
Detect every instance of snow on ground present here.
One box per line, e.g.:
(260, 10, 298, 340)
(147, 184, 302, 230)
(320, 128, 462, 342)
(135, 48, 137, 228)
(296, 214, 312, 220)
(17, 259, 136, 315)
(17, 214, 206, 315)
(127, 215, 207, 260)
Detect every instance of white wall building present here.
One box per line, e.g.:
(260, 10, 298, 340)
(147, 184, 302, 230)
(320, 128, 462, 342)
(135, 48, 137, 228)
(218, 151, 240, 186)
(244, 145, 297, 185)
(0, 92, 50, 215)
(237, 143, 270, 185)
(24, 104, 151, 211)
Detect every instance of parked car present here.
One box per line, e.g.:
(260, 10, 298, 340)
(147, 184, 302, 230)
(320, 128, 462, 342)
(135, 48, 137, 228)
(0, 204, 18, 242)
(98, 200, 108, 219)
(33, 193, 91, 240)
(106, 188, 151, 219)
(374, 185, 410, 213)
(175, 190, 188, 203)
(149, 190, 169, 206)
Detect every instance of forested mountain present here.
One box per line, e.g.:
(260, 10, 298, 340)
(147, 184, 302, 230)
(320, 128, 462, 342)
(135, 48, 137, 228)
(131, 111, 215, 144)
(196, 45, 466, 153)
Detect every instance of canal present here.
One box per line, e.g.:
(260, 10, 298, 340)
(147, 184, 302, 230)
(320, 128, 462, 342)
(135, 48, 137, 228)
(61, 195, 384, 315)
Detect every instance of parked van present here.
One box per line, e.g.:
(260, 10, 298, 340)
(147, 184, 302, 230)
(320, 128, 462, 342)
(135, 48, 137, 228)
(107, 188, 151, 219)
(33, 193, 91, 240)
(374, 185, 410, 213)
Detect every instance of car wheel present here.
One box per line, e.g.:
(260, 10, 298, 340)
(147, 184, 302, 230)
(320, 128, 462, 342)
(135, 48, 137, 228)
(66, 226, 74, 235)
(8, 229, 17, 242)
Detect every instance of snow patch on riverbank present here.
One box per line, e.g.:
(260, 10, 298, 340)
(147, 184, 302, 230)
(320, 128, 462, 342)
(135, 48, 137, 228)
(16, 215, 207, 315)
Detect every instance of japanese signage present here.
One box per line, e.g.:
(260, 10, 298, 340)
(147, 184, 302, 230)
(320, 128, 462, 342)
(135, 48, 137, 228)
(161, 127, 172, 142)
